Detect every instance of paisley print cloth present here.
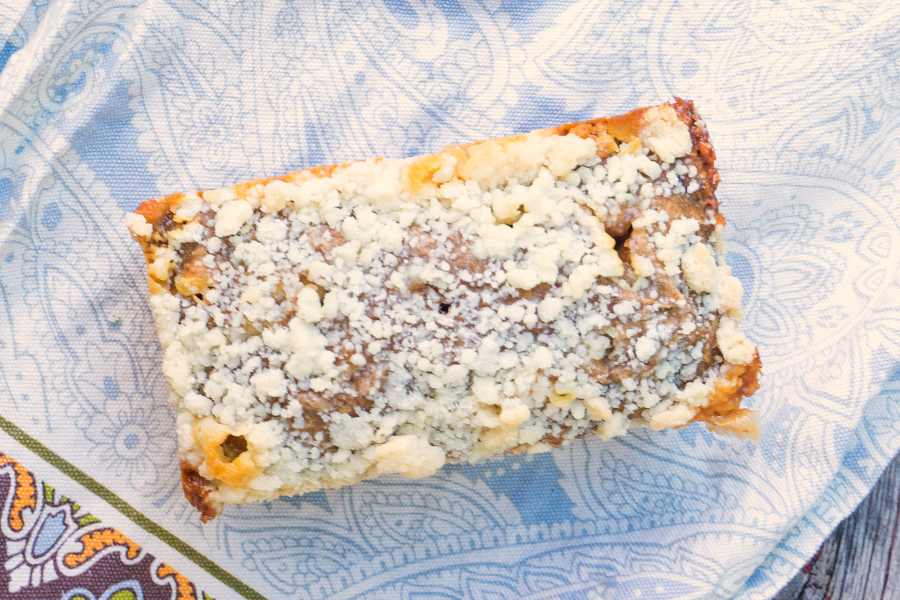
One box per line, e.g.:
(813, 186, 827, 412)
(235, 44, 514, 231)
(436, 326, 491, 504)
(0, 452, 210, 599)
(0, 0, 898, 599)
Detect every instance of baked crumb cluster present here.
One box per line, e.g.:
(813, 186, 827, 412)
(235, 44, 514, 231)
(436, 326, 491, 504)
(128, 101, 759, 517)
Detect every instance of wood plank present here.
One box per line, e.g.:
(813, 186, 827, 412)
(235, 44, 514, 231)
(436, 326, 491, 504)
(773, 452, 900, 599)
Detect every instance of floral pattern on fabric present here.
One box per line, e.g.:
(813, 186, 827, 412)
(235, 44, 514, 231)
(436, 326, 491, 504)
(0, 453, 209, 600)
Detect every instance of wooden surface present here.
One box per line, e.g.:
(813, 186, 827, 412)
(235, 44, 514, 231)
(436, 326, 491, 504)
(772, 452, 900, 600)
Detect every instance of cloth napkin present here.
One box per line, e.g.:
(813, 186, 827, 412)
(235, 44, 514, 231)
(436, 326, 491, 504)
(0, 0, 898, 598)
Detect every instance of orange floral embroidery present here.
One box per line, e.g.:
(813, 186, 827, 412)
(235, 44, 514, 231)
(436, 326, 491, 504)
(63, 528, 142, 567)
(0, 453, 36, 532)
(157, 563, 199, 600)
(0, 451, 210, 598)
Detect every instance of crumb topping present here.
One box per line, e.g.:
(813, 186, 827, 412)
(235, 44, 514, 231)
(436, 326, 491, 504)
(130, 101, 759, 510)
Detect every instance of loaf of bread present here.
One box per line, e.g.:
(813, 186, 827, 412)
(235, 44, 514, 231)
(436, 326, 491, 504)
(128, 99, 760, 521)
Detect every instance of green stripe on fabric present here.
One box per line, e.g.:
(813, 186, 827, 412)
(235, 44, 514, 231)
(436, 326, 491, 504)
(0, 413, 267, 600)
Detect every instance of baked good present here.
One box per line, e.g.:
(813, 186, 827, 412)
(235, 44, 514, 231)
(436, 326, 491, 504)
(127, 99, 761, 521)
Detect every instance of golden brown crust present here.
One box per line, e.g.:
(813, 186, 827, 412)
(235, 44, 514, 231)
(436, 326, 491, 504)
(692, 351, 762, 440)
(132, 100, 709, 239)
(134, 194, 182, 230)
(194, 418, 265, 488)
(179, 461, 218, 523)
